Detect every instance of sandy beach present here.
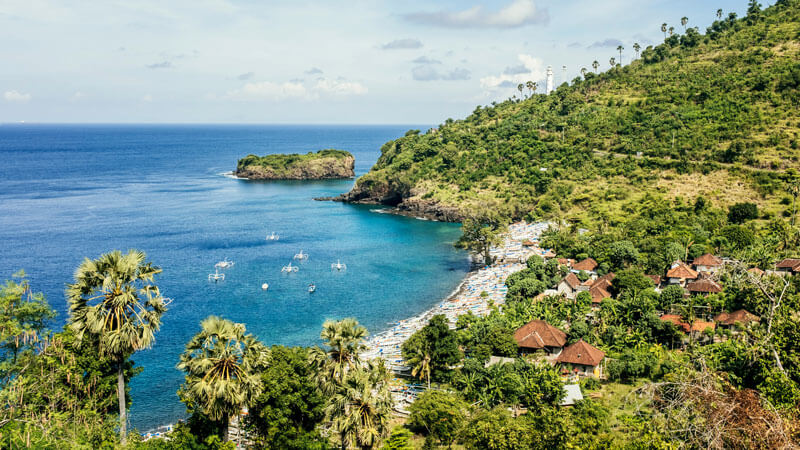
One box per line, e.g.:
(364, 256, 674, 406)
(362, 221, 551, 372)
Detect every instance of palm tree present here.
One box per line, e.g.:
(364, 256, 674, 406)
(517, 83, 524, 98)
(67, 249, 167, 444)
(717, 9, 723, 20)
(531, 82, 538, 95)
(669, 26, 675, 37)
(177, 316, 268, 442)
(592, 60, 599, 73)
(326, 360, 392, 449)
(525, 80, 534, 97)
(661, 23, 668, 39)
(580, 67, 587, 77)
(633, 42, 641, 58)
(681, 16, 689, 31)
(616, 45, 624, 64)
(308, 318, 368, 395)
(408, 347, 432, 388)
(609, 57, 616, 68)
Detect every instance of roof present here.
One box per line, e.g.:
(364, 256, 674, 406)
(556, 340, 605, 366)
(557, 258, 574, 267)
(561, 384, 584, 406)
(581, 278, 595, 287)
(543, 249, 557, 258)
(589, 285, 611, 304)
(645, 274, 662, 285)
(690, 321, 715, 333)
(666, 261, 699, 280)
(748, 267, 764, 276)
(595, 272, 616, 284)
(660, 315, 715, 333)
(715, 309, 760, 326)
(693, 253, 723, 267)
(776, 258, 800, 271)
(573, 258, 598, 272)
(514, 320, 567, 349)
(561, 272, 581, 290)
(686, 278, 722, 293)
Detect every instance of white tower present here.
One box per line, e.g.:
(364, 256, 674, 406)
(546, 65, 554, 94)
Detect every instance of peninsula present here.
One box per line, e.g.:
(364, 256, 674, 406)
(235, 149, 355, 180)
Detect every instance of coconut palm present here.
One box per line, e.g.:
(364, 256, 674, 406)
(517, 83, 524, 97)
(717, 9, 723, 20)
(177, 316, 268, 442)
(326, 359, 392, 449)
(580, 67, 587, 77)
(661, 22, 668, 39)
(525, 80, 534, 97)
(633, 42, 641, 58)
(681, 16, 689, 31)
(408, 347, 432, 389)
(616, 45, 624, 64)
(669, 26, 675, 36)
(609, 57, 616, 68)
(531, 82, 538, 95)
(308, 318, 368, 394)
(592, 60, 599, 73)
(66, 249, 167, 444)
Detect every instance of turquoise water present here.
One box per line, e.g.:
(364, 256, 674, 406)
(0, 124, 469, 430)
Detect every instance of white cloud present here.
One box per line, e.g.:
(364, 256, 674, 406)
(480, 54, 546, 92)
(226, 78, 366, 101)
(71, 91, 85, 101)
(142, 94, 154, 102)
(3, 90, 32, 102)
(313, 79, 367, 96)
(404, 0, 548, 29)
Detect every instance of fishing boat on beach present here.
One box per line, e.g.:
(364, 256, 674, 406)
(281, 262, 299, 273)
(266, 232, 280, 241)
(331, 259, 347, 271)
(293, 250, 308, 260)
(208, 269, 225, 282)
(214, 258, 234, 269)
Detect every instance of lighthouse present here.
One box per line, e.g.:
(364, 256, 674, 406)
(546, 65, 554, 94)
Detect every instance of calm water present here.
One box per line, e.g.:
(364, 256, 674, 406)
(0, 124, 469, 430)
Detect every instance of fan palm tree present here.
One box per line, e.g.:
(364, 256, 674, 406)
(616, 45, 624, 64)
(580, 67, 587, 77)
(633, 42, 641, 58)
(66, 249, 167, 444)
(592, 60, 599, 73)
(717, 9, 723, 20)
(669, 26, 675, 36)
(661, 23, 668, 39)
(308, 318, 368, 394)
(326, 360, 392, 449)
(681, 16, 689, 31)
(531, 82, 538, 95)
(517, 83, 524, 98)
(525, 80, 534, 97)
(609, 57, 616, 68)
(177, 316, 268, 442)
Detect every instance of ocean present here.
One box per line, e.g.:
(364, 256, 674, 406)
(0, 124, 469, 431)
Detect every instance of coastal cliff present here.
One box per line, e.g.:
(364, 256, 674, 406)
(235, 149, 354, 180)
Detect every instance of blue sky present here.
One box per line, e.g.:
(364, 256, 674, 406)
(0, 0, 773, 124)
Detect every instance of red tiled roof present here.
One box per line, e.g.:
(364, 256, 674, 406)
(581, 278, 595, 287)
(514, 320, 567, 350)
(747, 267, 764, 276)
(562, 273, 581, 289)
(557, 258, 574, 267)
(660, 314, 690, 332)
(556, 340, 605, 366)
(693, 253, 723, 267)
(573, 258, 598, 272)
(686, 278, 722, 293)
(715, 309, 760, 326)
(690, 321, 715, 333)
(666, 261, 699, 280)
(776, 258, 800, 271)
(589, 285, 611, 304)
(645, 275, 662, 285)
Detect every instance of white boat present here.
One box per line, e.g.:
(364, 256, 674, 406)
(293, 250, 308, 260)
(261, 283, 269, 291)
(208, 270, 225, 282)
(214, 258, 234, 269)
(281, 262, 299, 273)
(308, 283, 316, 293)
(331, 259, 347, 271)
(266, 232, 280, 241)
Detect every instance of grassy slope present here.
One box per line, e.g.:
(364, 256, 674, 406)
(350, 1, 800, 225)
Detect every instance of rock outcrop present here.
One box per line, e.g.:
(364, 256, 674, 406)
(235, 150, 354, 180)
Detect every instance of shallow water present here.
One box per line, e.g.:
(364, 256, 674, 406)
(0, 124, 469, 430)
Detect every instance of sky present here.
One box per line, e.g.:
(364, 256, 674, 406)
(0, 0, 774, 124)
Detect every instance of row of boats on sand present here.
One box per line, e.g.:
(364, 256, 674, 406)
(207, 233, 347, 295)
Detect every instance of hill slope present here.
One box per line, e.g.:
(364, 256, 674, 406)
(338, 0, 800, 224)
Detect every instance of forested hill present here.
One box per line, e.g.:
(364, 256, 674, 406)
(339, 0, 800, 224)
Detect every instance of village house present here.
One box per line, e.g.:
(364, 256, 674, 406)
(555, 339, 605, 378)
(692, 253, 723, 274)
(666, 261, 699, 287)
(659, 314, 715, 336)
(686, 277, 723, 297)
(645, 274, 662, 289)
(513, 320, 567, 356)
(557, 272, 581, 299)
(572, 257, 598, 275)
(776, 258, 800, 275)
(714, 309, 760, 330)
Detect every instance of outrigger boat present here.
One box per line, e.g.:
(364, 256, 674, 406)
(281, 262, 299, 273)
(293, 250, 308, 260)
(214, 258, 234, 269)
(208, 269, 225, 282)
(266, 232, 280, 241)
(331, 260, 347, 271)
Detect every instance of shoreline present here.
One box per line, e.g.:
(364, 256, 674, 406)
(362, 221, 551, 372)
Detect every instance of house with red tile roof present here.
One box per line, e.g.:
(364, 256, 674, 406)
(692, 253, 723, 273)
(589, 284, 611, 305)
(572, 257, 598, 273)
(514, 320, 567, 355)
(666, 261, 699, 286)
(714, 309, 760, 329)
(556, 340, 605, 378)
(659, 314, 715, 334)
(557, 273, 581, 299)
(776, 258, 800, 275)
(686, 277, 722, 296)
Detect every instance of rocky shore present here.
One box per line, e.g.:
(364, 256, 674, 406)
(235, 149, 355, 180)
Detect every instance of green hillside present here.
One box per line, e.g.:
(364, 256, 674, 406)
(341, 0, 800, 224)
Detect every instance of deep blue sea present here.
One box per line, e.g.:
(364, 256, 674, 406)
(0, 124, 469, 431)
